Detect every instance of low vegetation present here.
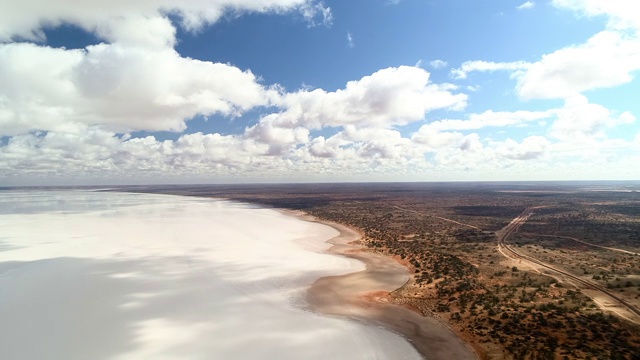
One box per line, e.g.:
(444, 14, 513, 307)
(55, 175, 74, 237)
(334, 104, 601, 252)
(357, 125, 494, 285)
(130, 183, 640, 359)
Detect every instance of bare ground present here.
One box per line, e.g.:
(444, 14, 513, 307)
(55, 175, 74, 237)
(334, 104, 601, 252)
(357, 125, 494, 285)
(291, 211, 478, 360)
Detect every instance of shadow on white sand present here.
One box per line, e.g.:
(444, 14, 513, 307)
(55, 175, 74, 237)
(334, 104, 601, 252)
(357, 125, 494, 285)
(0, 190, 421, 360)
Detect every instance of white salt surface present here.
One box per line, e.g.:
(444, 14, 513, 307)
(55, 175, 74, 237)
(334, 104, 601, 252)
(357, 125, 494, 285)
(0, 190, 421, 360)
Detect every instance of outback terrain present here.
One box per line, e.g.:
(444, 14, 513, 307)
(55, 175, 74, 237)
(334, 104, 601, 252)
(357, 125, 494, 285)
(122, 182, 640, 359)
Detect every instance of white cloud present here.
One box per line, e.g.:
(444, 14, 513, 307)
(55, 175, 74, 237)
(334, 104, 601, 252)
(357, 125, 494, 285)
(0, 124, 423, 183)
(552, 0, 640, 32)
(414, 97, 634, 147)
(0, 0, 335, 139)
(303, 127, 414, 161)
(307, 136, 343, 158)
(241, 65, 470, 157)
(422, 110, 552, 132)
(244, 115, 310, 155)
(429, 59, 448, 69)
(210, 65, 471, 162)
(0, 42, 274, 136)
(345, 128, 407, 159)
(550, 95, 636, 141)
(451, 31, 640, 100)
(517, 1, 535, 10)
(318, 126, 427, 165)
(265, 66, 467, 129)
(347, 32, 354, 48)
(96, 16, 177, 49)
(1, 0, 638, 184)
(0, 0, 328, 43)
(0, 128, 268, 181)
(412, 127, 465, 148)
(0, 49, 468, 138)
(0, 43, 85, 135)
(499, 136, 549, 160)
(2, 113, 638, 184)
(450, 60, 529, 79)
(411, 110, 554, 156)
(299, 1, 333, 27)
(458, 133, 484, 152)
(453, 2, 640, 99)
(516, 31, 640, 99)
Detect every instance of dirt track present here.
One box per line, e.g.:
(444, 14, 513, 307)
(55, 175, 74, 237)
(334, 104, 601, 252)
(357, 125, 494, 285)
(521, 232, 640, 256)
(496, 207, 640, 324)
(392, 206, 482, 231)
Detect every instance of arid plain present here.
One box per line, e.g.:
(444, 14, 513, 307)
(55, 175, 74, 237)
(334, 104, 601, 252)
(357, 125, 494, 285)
(130, 182, 640, 360)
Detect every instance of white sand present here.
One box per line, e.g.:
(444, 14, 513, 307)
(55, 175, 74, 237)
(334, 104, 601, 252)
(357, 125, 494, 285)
(0, 190, 421, 360)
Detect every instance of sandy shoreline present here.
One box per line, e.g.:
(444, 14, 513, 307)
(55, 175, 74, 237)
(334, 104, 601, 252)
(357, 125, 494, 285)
(287, 210, 478, 360)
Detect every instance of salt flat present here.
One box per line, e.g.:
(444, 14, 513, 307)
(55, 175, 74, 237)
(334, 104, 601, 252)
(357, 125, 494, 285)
(0, 190, 421, 360)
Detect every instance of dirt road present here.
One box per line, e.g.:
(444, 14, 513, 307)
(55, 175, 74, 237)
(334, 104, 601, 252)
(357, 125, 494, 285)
(392, 206, 482, 231)
(496, 207, 640, 324)
(521, 232, 640, 256)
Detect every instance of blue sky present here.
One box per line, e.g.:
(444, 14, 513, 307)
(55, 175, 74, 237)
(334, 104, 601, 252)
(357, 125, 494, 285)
(0, 0, 639, 185)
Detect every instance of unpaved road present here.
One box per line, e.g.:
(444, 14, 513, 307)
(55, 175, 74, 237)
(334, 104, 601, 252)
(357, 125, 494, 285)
(521, 232, 640, 256)
(392, 206, 482, 231)
(496, 207, 640, 324)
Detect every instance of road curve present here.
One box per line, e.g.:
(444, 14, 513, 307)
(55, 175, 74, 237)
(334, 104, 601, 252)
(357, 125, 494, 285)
(496, 207, 640, 324)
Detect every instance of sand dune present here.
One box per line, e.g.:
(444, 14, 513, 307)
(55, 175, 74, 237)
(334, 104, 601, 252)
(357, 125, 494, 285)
(0, 190, 421, 360)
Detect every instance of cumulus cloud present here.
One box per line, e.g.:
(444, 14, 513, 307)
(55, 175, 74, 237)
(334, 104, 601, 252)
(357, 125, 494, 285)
(308, 136, 343, 158)
(0, 0, 327, 43)
(95, 16, 177, 49)
(412, 124, 487, 153)
(413, 98, 634, 149)
(451, 32, 640, 99)
(0, 1, 334, 137)
(263, 66, 467, 129)
(244, 115, 310, 155)
(239, 66, 468, 157)
(516, 31, 640, 99)
(1, 0, 637, 184)
(2, 112, 637, 184)
(0, 125, 419, 183)
(499, 136, 549, 160)
(453, 2, 640, 100)
(550, 95, 636, 141)
(411, 108, 554, 158)
(458, 133, 483, 152)
(552, 0, 640, 32)
(412, 127, 464, 148)
(0, 42, 273, 136)
(0, 127, 271, 180)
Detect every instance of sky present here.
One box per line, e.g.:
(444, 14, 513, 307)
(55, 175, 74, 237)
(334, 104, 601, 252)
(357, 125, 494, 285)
(0, 0, 639, 185)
